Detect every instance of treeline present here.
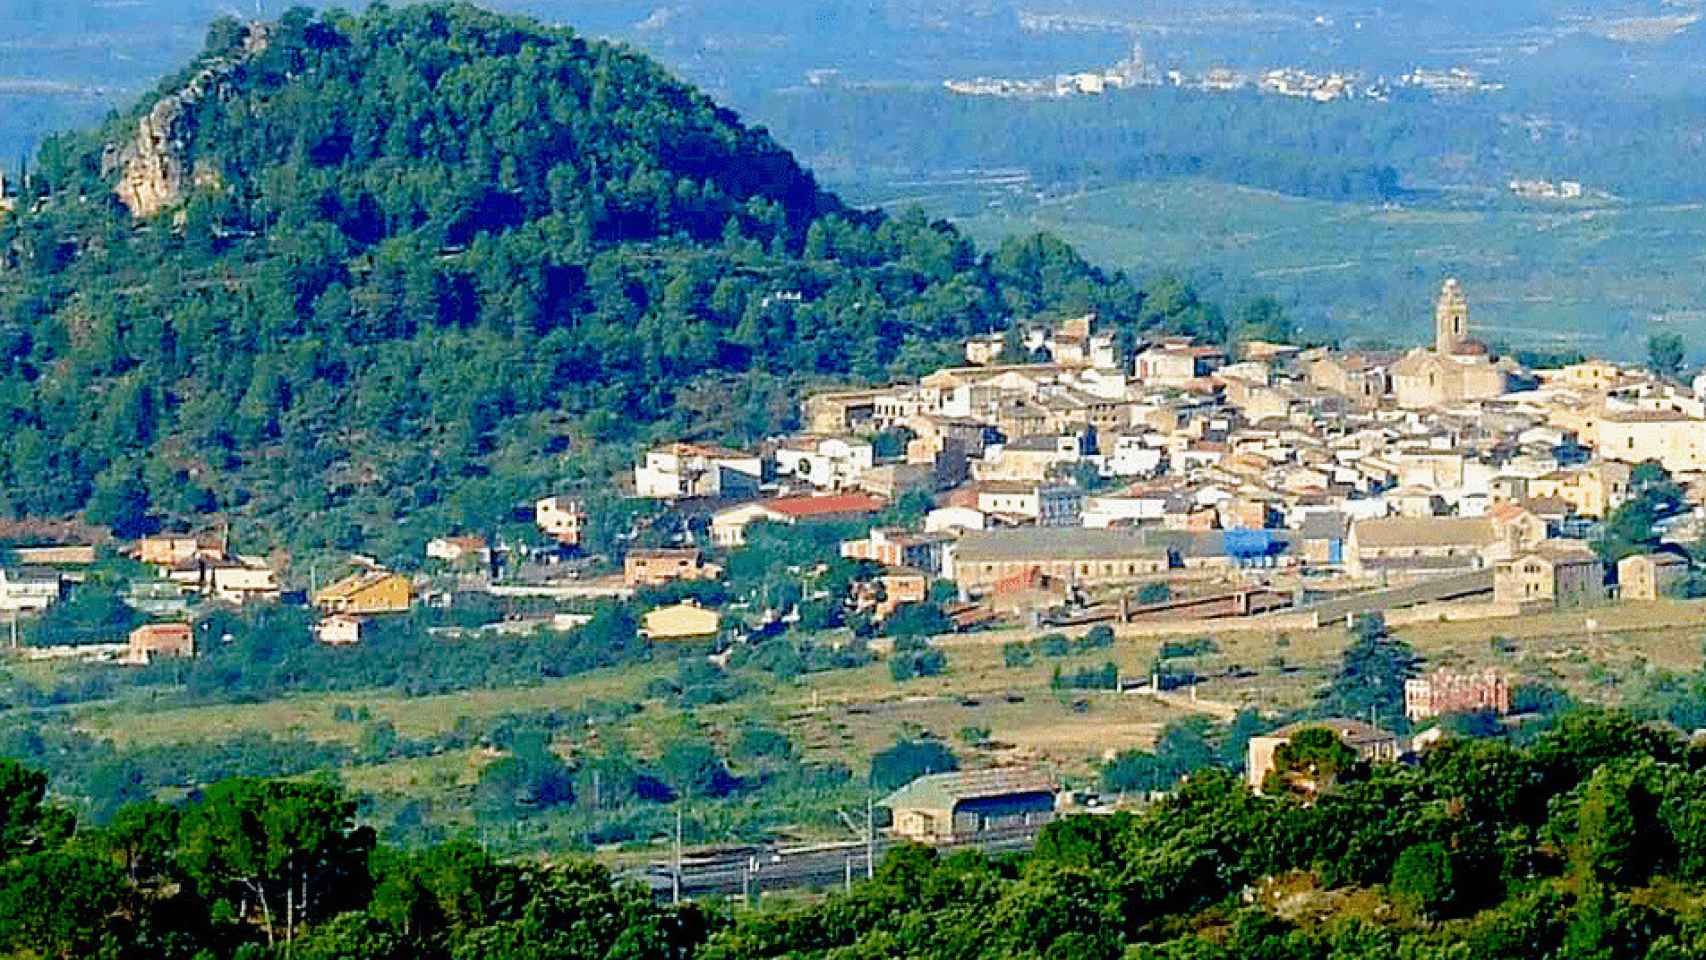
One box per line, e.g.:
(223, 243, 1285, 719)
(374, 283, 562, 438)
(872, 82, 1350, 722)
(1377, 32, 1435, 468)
(708, 709, 1706, 960)
(0, 763, 711, 959)
(0, 2, 1232, 562)
(2, 600, 650, 710)
(11, 708, 1706, 957)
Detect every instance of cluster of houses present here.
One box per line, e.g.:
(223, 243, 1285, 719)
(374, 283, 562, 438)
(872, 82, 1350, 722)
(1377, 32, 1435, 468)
(0, 528, 424, 664)
(11, 277, 1704, 669)
(580, 280, 1706, 636)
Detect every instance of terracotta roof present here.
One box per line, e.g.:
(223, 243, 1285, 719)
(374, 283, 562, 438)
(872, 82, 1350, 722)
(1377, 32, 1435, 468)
(763, 493, 887, 518)
(1485, 502, 1534, 524)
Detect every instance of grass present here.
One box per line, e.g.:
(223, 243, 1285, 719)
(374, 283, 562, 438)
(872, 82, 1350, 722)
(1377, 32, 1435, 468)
(74, 661, 671, 748)
(48, 596, 1706, 833)
(1155, 598, 1706, 716)
(335, 747, 493, 794)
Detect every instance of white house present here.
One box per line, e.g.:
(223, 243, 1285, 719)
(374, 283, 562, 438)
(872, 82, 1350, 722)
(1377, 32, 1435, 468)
(773, 436, 875, 490)
(634, 443, 764, 500)
(1104, 435, 1164, 478)
(533, 497, 586, 545)
(925, 506, 988, 534)
(0, 569, 61, 612)
(1082, 491, 1168, 529)
(975, 483, 1084, 526)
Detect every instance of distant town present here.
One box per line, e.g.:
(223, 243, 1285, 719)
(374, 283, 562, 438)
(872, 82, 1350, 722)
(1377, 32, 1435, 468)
(942, 42, 1503, 104)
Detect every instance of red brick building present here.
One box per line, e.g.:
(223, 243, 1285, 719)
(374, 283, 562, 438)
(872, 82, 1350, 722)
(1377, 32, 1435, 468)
(1404, 669, 1512, 722)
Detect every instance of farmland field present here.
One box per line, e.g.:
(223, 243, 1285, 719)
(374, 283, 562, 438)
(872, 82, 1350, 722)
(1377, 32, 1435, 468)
(845, 174, 1706, 363)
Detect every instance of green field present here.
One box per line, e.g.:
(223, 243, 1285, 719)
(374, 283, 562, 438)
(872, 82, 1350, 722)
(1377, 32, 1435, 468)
(10, 592, 1706, 861)
(854, 176, 1706, 362)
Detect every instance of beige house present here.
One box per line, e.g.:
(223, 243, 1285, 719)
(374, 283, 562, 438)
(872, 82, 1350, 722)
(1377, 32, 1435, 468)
(804, 390, 890, 435)
(534, 496, 587, 546)
(1493, 542, 1605, 608)
(314, 614, 365, 646)
(1306, 352, 1393, 408)
(1345, 516, 1498, 577)
(979, 434, 1083, 483)
(136, 535, 224, 568)
(1617, 552, 1689, 601)
(881, 768, 1057, 844)
(949, 528, 1168, 593)
(1247, 719, 1400, 793)
(1555, 359, 1627, 392)
(641, 602, 721, 641)
(1135, 340, 1226, 387)
(623, 548, 722, 588)
(1592, 410, 1706, 473)
(1485, 502, 1550, 559)
(128, 622, 194, 662)
(211, 564, 281, 606)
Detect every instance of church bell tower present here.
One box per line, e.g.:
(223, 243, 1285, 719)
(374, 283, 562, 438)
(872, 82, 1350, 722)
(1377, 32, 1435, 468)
(1435, 278, 1468, 354)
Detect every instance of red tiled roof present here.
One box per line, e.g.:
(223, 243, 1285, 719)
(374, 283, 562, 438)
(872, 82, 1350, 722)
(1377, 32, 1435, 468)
(764, 493, 887, 518)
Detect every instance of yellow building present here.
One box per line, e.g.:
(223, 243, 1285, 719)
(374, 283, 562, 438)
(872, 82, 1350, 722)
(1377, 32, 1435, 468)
(1525, 461, 1630, 519)
(1592, 410, 1706, 474)
(1556, 359, 1626, 392)
(641, 602, 720, 641)
(314, 571, 412, 616)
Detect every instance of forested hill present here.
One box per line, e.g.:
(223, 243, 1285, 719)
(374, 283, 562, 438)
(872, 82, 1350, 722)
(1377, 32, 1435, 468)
(0, 3, 1225, 560)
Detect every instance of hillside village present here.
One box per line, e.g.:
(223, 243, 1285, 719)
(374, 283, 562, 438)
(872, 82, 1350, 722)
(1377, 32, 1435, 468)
(5, 278, 1705, 687)
(586, 277, 1706, 642)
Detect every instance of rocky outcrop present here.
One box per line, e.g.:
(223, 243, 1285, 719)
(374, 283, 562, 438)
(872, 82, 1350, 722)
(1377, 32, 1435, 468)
(101, 22, 273, 219)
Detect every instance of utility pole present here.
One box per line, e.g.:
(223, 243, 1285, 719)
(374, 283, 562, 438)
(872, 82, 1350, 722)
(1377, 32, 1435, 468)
(672, 807, 682, 906)
(865, 794, 875, 880)
(844, 856, 853, 893)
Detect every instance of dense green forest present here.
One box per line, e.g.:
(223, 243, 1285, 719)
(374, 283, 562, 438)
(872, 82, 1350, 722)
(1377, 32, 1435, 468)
(0, 2, 1238, 563)
(11, 708, 1706, 958)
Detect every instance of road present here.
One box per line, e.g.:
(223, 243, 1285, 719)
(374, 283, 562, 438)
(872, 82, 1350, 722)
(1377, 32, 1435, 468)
(1287, 569, 1494, 623)
(622, 829, 1043, 899)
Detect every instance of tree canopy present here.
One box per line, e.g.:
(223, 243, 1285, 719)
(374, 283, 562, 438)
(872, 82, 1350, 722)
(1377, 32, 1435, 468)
(0, 2, 1223, 564)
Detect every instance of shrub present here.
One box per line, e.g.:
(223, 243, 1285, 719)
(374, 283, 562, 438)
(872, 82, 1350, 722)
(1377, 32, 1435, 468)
(869, 738, 959, 790)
